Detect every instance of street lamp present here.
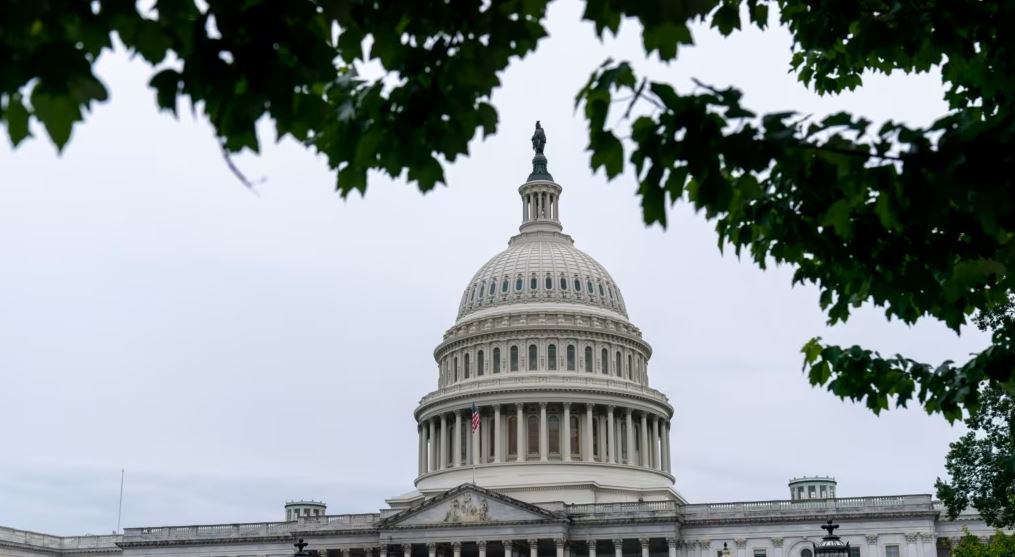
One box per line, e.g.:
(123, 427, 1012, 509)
(813, 520, 850, 557)
(294, 539, 309, 557)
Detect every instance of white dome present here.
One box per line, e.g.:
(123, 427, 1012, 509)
(456, 231, 628, 321)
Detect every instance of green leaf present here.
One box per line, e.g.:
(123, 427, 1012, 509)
(4, 94, 31, 146)
(30, 91, 80, 152)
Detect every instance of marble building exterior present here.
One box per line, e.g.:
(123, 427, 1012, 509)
(0, 126, 1002, 557)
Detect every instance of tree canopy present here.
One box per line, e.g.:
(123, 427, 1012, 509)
(3, 0, 1014, 510)
(948, 529, 1015, 557)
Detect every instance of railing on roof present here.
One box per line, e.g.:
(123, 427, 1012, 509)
(420, 375, 669, 405)
(0, 526, 121, 551)
(122, 514, 380, 541)
(681, 494, 934, 521)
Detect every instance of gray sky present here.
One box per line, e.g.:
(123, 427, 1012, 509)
(0, 0, 985, 537)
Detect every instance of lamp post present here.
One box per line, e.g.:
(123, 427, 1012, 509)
(295, 539, 309, 557)
(813, 520, 850, 557)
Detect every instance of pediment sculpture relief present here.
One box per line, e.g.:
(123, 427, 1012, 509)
(442, 495, 490, 524)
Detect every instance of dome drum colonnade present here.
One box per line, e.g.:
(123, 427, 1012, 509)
(413, 122, 678, 502)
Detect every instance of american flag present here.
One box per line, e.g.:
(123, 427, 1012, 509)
(471, 402, 481, 433)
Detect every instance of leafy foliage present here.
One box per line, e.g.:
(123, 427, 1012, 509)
(948, 529, 1015, 557)
(3, 2, 1015, 435)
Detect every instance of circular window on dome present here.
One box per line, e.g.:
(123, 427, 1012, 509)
(545, 275, 553, 290)
(560, 275, 568, 290)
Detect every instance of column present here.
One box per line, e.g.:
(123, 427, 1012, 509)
(529, 539, 539, 557)
(666, 539, 677, 557)
(905, 533, 918, 557)
(651, 416, 660, 469)
(494, 405, 503, 462)
(539, 402, 548, 461)
(562, 403, 572, 461)
(735, 539, 746, 557)
(503, 541, 514, 557)
(920, 533, 936, 557)
(639, 539, 649, 557)
(640, 412, 649, 467)
(607, 406, 616, 463)
(587, 540, 597, 557)
(453, 542, 461, 557)
(428, 544, 436, 557)
(472, 407, 481, 465)
(440, 414, 448, 469)
(403, 545, 411, 557)
(662, 421, 671, 473)
(479, 541, 487, 557)
(516, 403, 525, 462)
(555, 540, 565, 557)
(454, 411, 463, 467)
(418, 425, 425, 475)
(613, 539, 623, 557)
(584, 404, 594, 462)
(428, 418, 437, 472)
(771, 538, 783, 557)
(625, 409, 634, 465)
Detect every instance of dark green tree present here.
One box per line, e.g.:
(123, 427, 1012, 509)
(949, 529, 1015, 557)
(2, 1, 1013, 426)
(935, 298, 1015, 528)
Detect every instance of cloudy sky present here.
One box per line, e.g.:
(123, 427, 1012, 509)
(0, 0, 985, 537)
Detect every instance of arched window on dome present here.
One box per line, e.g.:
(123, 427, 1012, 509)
(510, 346, 519, 371)
(601, 348, 609, 374)
(560, 275, 568, 290)
(547, 344, 557, 370)
(454, 356, 459, 382)
(548, 414, 561, 457)
(501, 278, 509, 293)
(464, 353, 471, 379)
(569, 415, 581, 459)
(609, 284, 617, 302)
(615, 351, 622, 377)
(469, 285, 476, 304)
(530, 275, 538, 290)
(488, 280, 496, 296)
(587, 278, 594, 293)
(493, 347, 501, 373)
(527, 415, 539, 458)
(584, 346, 593, 372)
(598, 281, 605, 297)
(507, 416, 518, 459)
(545, 274, 553, 290)
(477, 350, 485, 376)
(627, 354, 633, 379)
(515, 275, 523, 291)
(566, 345, 576, 371)
(528, 344, 538, 371)
(574, 277, 581, 292)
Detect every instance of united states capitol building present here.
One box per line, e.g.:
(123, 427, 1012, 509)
(0, 125, 1000, 557)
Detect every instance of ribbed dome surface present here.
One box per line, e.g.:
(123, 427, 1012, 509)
(456, 231, 628, 320)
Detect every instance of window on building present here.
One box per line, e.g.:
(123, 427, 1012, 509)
(527, 415, 539, 457)
(627, 354, 633, 379)
(516, 276, 523, 291)
(601, 348, 609, 374)
(848, 548, 860, 557)
(753, 550, 766, 557)
(454, 356, 459, 381)
(574, 277, 581, 291)
(510, 346, 519, 371)
(584, 346, 593, 372)
(528, 344, 538, 370)
(566, 345, 576, 370)
(464, 353, 470, 379)
(477, 350, 485, 376)
(507, 416, 517, 458)
(545, 275, 553, 290)
(587, 279, 594, 293)
(488, 280, 496, 296)
(531, 276, 538, 290)
(548, 415, 560, 455)
(501, 278, 509, 293)
(800, 550, 812, 557)
(615, 351, 622, 377)
(598, 282, 605, 296)
(493, 347, 501, 373)
(548, 344, 557, 370)
(885, 546, 899, 557)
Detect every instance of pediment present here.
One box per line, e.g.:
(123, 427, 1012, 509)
(379, 484, 561, 528)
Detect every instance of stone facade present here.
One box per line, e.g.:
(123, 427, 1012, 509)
(0, 127, 1005, 557)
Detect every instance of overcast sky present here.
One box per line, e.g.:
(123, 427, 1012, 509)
(0, 0, 986, 537)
